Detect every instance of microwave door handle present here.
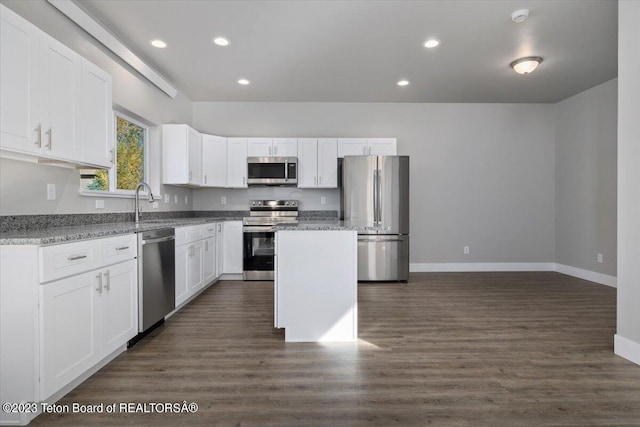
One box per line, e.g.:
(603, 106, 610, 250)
(285, 160, 288, 182)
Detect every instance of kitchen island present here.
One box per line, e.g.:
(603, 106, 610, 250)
(273, 221, 381, 343)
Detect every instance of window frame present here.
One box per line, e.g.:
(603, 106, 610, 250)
(80, 111, 149, 198)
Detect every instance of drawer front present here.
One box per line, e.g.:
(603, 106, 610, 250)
(201, 223, 217, 239)
(101, 234, 136, 265)
(175, 225, 201, 246)
(40, 240, 100, 283)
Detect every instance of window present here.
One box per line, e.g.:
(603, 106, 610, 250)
(81, 113, 147, 194)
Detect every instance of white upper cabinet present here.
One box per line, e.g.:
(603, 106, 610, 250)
(0, 5, 40, 154)
(317, 138, 338, 188)
(248, 138, 297, 157)
(297, 138, 338, 188)
(227, 138, 248, 188)
(201, 134, 227, 187)
(297, 138, 318, 188)
(367, 138, 397, 155)
(162, 124, 202, 187)
(39, 32, 82, 162)
(337, 138, 397, 157)
(81, 59, 113, 168)
(0, 5, 113, 168)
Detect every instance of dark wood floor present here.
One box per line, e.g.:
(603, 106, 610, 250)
(32, 272, 640, 426)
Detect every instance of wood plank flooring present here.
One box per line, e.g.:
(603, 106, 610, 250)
(31, 272, 640, 426)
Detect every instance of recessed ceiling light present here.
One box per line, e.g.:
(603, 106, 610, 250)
(511, 9, 530, 23)
(213, 37, 230, 46)
(424, 39, 440, 48)
(150, 39, 167, 48)
(238, 79, 250, 85)
(397, 80, 410, 86)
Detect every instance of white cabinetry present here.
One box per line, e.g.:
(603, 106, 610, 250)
(40, 258, 136, 399)
(202, 134, 227, 187)
(227, 138, 248, 188)
(337, 138, 397, 157)
(222, 221, 243, 274)
(297, 138, 338, 188)
(216, 222, 224, 278)
(81, 59, 113, 168)
(0, 232, 138, 422)
(162, 124, 202, 186)
(174, 223, 220, 308)
(248, 138, 297, 157)
(0, 5, 113, 168)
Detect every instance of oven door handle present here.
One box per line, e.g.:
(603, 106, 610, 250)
(243, 226, 276, 232)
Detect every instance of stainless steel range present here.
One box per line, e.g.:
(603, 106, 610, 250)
(243, 200, 298, 280)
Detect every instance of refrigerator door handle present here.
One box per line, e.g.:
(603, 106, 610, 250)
(373, 168, 378, 224)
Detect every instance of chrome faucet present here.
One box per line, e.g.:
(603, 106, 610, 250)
(135, 182, 155, 223)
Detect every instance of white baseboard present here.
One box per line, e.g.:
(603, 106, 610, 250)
(615, 334, 640, 366)
(409, 262, 616, 288)
(554, 263, 617, 288)
(410, 262, 554, 272)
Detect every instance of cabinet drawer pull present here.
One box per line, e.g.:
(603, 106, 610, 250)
(207, 228, 214, 232)
(45, 128, 52, 150)
(116, 246, 130, 251)
(68, 254, 87, 261)
(103, 270, 111, 291)
(96, 273, 103, 293)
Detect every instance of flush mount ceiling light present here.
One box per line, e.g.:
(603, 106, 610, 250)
(150, 39, 167, 48)
(213, 37, 230, 46)
(397, 80, 410, 86)
(510, 56, 543, 75)
(237, 78, 250, 85)
(424, 39, 440, 48)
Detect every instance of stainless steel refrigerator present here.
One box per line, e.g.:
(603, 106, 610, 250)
(341, 155, 409, 281)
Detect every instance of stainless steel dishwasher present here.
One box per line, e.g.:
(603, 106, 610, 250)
(137, 228, 175, 333)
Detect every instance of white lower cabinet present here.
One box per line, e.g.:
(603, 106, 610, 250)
(216, 223, 224, 278)
(175, 243, 190, 307)
(203, 236, 216, 284)
(39, 259, 137, 400)
(188, 241, 204, 293)
(223, 221, 243, 274)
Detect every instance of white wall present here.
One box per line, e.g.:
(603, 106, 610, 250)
(0, 0, 194, 215)
(193, 102, 556, 265)
(615, 0, 640, 365)
(555, 78, 617, 277)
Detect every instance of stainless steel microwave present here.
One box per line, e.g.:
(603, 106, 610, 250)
(247, 157, 298, 186)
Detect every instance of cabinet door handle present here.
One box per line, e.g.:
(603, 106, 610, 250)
(207, 228, 215, 232)
(274, 146, 277, 155)
(204, 175, 207, 184)
(243, 176, 246, 186)
(116, 246, 129, 251)
(34, 124, 42, 147)
(319, 176, 322, 185)
(189, 171, 192, 180)
(45, 128, 52, 150)
(314, 176, 317, 185)
(110, 149, 115, 164)
(269, 146, 272, 156)
(103, 270, 110, 291)
(205, 241, 209, 251)
(96, 273, 103, 293)
(68, 254, 87, 261)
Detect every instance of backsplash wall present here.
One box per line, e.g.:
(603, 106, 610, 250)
(193, 187, 340, 211)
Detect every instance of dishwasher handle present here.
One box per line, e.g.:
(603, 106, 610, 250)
(142, 235, 175, 245)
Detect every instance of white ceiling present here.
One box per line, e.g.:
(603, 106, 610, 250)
(77, 0, 617, 103)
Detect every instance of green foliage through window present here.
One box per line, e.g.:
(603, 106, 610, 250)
(81, 114, 146, 192)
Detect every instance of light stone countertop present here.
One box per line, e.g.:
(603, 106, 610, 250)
(273, 220, 388, 233)
(0, 217, 241, 246)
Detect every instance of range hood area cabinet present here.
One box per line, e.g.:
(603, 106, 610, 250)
(247, 138, 297, 157)
(0, 5, 114, 169)
(297, 138, 338, 188)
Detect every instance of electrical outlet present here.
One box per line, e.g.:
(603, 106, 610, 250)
(221, 196, 227, 205)
(185, 195, 188, 204)
(321, 196, 326, 205)
(463, 246, 470, 255)
(164, 194, 170, 204)
(597, 253, 603, 263)
(46, 183, 56, 200)
(174, 195, 178, 204)
(95, 200, 104, 209)
(153, 201, 159, 209)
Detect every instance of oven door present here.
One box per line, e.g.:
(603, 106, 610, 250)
(243, 226, 275, 280)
